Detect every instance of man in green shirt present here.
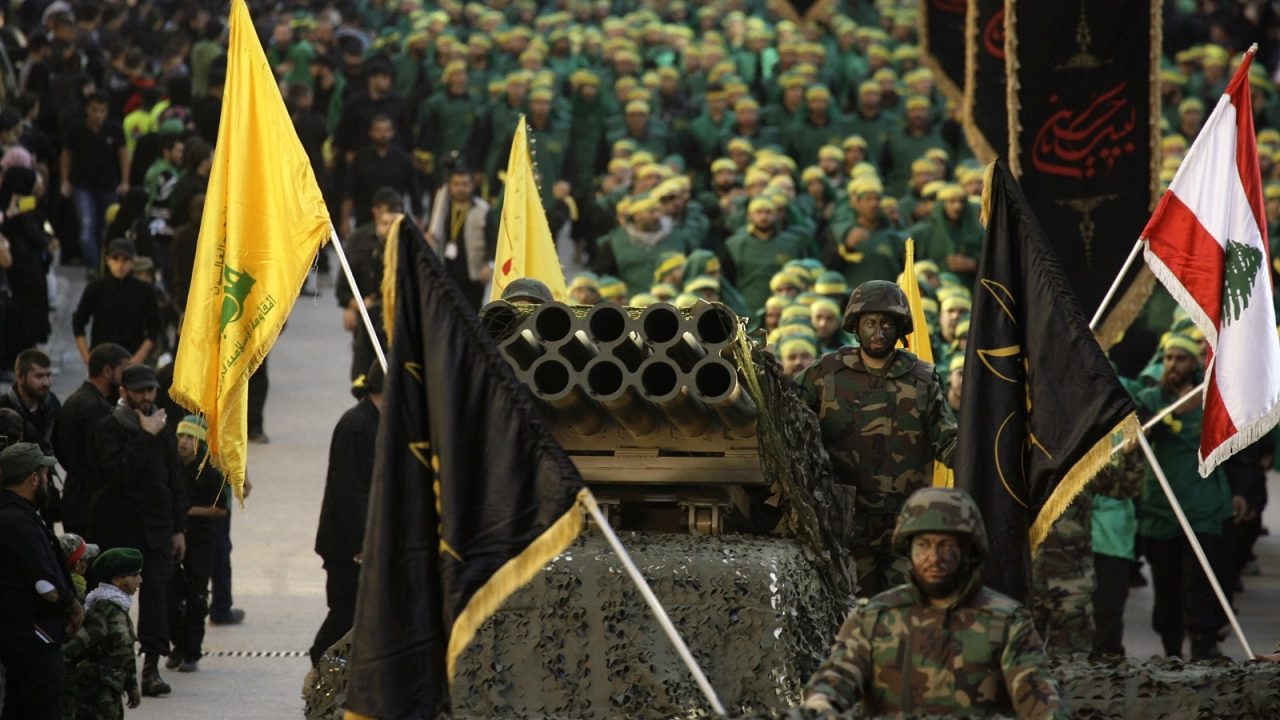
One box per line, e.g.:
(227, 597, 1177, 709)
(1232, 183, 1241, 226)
(825, 178, 903, 289)
(724, 196, 810, 314)
(1134, 334, 1236, 660)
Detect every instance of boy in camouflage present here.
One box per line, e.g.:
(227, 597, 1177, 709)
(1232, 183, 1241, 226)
(802, 488, 1066, 718)
(63, 547, 144, 719)
(795, 280, 957, 596)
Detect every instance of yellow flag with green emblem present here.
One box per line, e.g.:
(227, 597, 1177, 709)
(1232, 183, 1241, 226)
(900, 238, 953, 488)
(170, 0, 331, 501)
(490, 116, 568, 302)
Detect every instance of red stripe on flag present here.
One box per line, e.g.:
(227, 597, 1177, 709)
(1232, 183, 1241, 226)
(1143, 191, 1225, 330)
(1228, 51, 1267, 251)
(1201, 373, 1238, 462)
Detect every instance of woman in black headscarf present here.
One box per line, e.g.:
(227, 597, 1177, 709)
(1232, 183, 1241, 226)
(0, 166, 54, 370)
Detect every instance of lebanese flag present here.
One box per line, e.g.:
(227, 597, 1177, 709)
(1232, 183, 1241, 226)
(1142, 45, 1280, 476)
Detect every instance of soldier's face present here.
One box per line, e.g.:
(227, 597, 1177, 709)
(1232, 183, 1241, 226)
(910, 532, 967, 599)
(856, 313, 899, 359)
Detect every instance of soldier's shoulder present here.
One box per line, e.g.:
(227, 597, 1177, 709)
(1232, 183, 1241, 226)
(892, 350, 938, 384)
(969, 586, 1031, 619)
(811, 347, 858, 378)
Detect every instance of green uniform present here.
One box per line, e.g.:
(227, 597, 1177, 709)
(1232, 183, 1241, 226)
(527, 116, 571, 206)
(805, 583, 1067, 718)
(683, 109, 735, 173)
(416, 90, 479, 174)
(804, 487, 1067, 719)
(598, 224, 690, 296)
(63, 589, 138, 720)
(795, 348, 957, 595)
(846, 110, 896, 168)
(567, 93, 609, 195)
(827, 219, 904, 289)
(786, 114, 850, 168)
(724, 226, 810, 313)
(912, 201, 986, 287)
(882, 127, 949, 196)
(1134, 386, 1232, 539)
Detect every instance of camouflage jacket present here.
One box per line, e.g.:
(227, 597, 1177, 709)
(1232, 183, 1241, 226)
(64, 589, 138, 696)
(795, 348, 957, 514)
(804, 580, 1067, 718)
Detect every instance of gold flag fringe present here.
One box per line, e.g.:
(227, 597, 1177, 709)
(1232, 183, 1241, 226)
(380, 214, 406, 346)
(961, 0, 999, 165)
(445, 488, 589, 681)
(1030, 413, 1140, 554)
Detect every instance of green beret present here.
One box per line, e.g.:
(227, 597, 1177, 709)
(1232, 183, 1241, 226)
(94, 547, 144, 581)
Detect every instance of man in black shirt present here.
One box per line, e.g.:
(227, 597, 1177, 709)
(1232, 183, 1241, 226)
(425, 166, 490, 310)
(53, 343, 132, 536)
(340, 114, 420, 235)
(0, 349, 60, 456)
(0, 443, 83, 720)
(72, 238, 161, 366)
(336, 187, 400, 380)
(59, 92, 128, 270)
(91, 364, 189, 696)
(310, 362, 382, 664)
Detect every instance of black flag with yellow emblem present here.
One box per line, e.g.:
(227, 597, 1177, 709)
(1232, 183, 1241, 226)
(955, 162, 1138, 603)
(345, 219, 587, 719)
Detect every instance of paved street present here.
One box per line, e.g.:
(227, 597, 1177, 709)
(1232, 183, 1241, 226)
(37, 262, 1280, 717)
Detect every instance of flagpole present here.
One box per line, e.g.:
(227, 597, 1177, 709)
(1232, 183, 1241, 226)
(1134, 432, 1255, 659)
(1088, 238, 1145, 330)
(581, 491, 727, 717)
(329, 226, 388, 372)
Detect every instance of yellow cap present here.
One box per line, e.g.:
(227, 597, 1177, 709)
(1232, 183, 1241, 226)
(847, 177, 883, 197)
(747, 196, 777, 214)
(801, 166, 824, 184)
(441, 60, 467, 84)
(818, 145, 843, 162)
(711, 158, 737, 174)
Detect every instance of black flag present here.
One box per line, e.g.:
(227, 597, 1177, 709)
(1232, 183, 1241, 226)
(345, 220, 586, 718)
(1006, 0, 1159, 316)
(919, 0, 968, 104)
(955, 162, 1138, 602)
(962, 0, 1007, 164)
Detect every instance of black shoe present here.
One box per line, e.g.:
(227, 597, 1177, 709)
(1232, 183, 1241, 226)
(179, 659, 200, 673)
(248, 431, 270, 445)
(210, 608, 246, 625)
(141, 666, 171, 696)
(164, 653, 184, 670)
(1191, 637, 1223, 661)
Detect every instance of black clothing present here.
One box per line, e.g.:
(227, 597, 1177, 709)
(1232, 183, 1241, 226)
(1145, 532, 1231, 657)
(334, 223, 387, 380)
(63, 120, 125, 191)
(53, 381, 113, 535)
(168, 457, 224, 662)
(248, 358, 268, 436)
(315, 397, 380, 561)
(192, 92, 222, 145)
(71, 274, 161, 352)
(0, 383, 59, 454)
(90, 406, 189, 542)
(168, 171, 209, 229)
(334, 91, 413, 155)
(0, 209, 53, 369)
(0, 489, 75, 641)
(309, 557, 359, 666)
(168, 223, 200, 312)
(1092, 552, 1130, 656)
(344, 144, 420, 221)
(0, 635, 64, 720)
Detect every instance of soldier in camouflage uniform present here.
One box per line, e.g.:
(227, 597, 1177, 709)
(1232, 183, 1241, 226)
(795, 280, 957, 596)
(1030, 497, 1096, 654)
(63, 547, 143, 719)
(801, 488, 1067, 718)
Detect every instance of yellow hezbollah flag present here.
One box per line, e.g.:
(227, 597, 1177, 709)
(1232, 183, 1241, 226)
(170, 0, 330, 501)
(490, 116, 568, 301)
(900, 238, 953, 488)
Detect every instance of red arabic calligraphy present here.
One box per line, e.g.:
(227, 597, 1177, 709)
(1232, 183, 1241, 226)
(984, 9, 1005, 60)
(1031, 83, 1137, 179)
(933, 0, 967, 13)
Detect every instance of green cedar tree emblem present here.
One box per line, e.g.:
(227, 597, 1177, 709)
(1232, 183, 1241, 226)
(1222, 240, 1262, 326)
(220, 266, 257, 331)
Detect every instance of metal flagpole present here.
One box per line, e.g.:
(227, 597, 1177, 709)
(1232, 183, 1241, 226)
(581, 491, 727, 716)
(329, 225, 388, 373)
(1089, 238, 1145, 331)
(1134, 432, 1255, 659)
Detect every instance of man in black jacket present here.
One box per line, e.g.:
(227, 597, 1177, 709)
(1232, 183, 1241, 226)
(309, 362, 382, 665)
(53, 343, 132, 535)
(71, 238, 161, 366)
(90, 364, 188, 696)
(0, 443, 83, 720)
(0, 348, 60, 455)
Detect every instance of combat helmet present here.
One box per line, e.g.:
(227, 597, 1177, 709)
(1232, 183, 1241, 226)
(841, 280, 912, 334)
(891, 487, 988, 558)
(502, 278, 554, 304)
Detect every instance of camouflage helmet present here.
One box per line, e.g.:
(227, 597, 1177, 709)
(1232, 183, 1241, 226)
(501, 278, 554, 304)
(892, 487, 988, 558)
(841, 280, 913, 334)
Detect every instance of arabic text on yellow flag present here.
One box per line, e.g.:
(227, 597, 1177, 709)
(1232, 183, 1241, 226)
(170, 0, 330, 501)
(900, 238, 953, 488)
(489, 116, 567, 302)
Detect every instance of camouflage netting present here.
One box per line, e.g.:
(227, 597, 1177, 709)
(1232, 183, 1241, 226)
(304, 532, 843, 719)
